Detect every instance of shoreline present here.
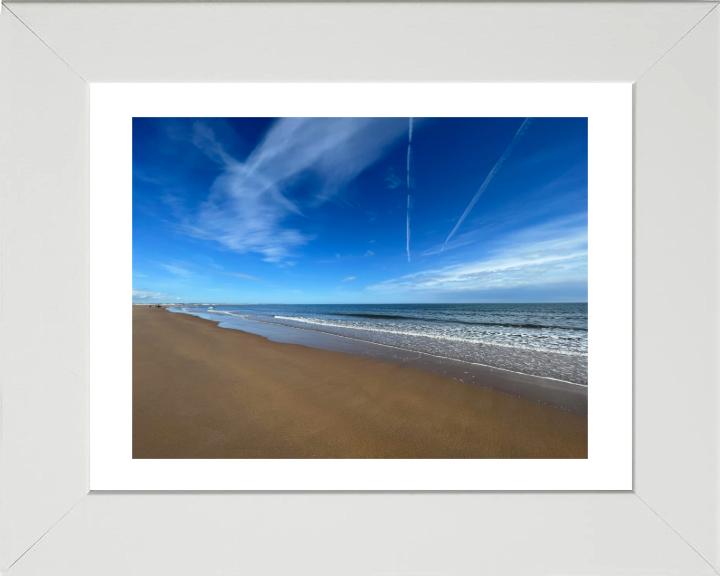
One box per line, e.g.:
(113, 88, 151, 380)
(171, 307, 588, 416)
(133, 306, 587, 459)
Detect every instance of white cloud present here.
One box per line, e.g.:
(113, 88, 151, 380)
(132, 289, 174, 301)
(370, 220, 587, 294)
(159, 263, 192, 277)
(223, 272, 261, 281)
(422, 234, 478, 256)
(342, 276, 357, 282)
(365, 250, 374, 257)
(179, 118, 407, 262)
(385, 166, 403, 189)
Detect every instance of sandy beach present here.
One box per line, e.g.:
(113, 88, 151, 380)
(133, 307, 588, 459)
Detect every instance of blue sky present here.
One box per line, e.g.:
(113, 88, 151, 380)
(133, 117, 587, 304)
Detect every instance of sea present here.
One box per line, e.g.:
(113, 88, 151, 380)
(170, 303, 588, 385)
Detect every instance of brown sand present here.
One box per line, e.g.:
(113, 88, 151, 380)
(133, 307, 587, 459)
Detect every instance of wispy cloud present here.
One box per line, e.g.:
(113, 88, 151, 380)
(192, 122, 236, 165)
(442, 118, 532, 251)
(385, 166, 403, 189)
(222, 272, 261, 281)
(159, 263, 192, 277)
(132, 288, 174, 300)
(422, 233, 479, 256)
(177, 118, 407, 262)
(371, 217, 587, 294)
(133, 171, 166, 186)
(365, 250, 374, 257)
(205, 257, 224, 270)
(342, 276, 357, 282)
(220, 271, 283, 287)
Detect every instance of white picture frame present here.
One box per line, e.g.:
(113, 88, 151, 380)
(1, 2, 718, 574)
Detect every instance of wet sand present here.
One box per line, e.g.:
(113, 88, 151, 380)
(180, 308, 588, 416)
(133, 307, 588, 459)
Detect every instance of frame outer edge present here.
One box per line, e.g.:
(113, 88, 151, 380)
(0, 1, 719, 574)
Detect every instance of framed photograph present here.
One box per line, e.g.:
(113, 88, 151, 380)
(1, 2, 718, 574)
(90, 83, 629, 491)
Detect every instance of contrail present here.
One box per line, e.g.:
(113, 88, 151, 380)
(441, 118, 533, 251)
(406, 117, 414, 262)
(406, 197, 411, 262)
(406, 146, 413, 189)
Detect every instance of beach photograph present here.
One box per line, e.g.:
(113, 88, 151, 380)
(132, 116, 588, 459)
